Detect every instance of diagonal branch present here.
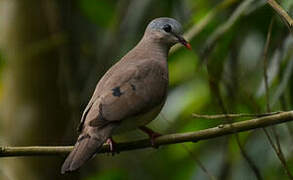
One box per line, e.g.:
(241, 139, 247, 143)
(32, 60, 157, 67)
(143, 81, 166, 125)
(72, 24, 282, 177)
(261, 17, 293, 179)
(160, 114, 216, 180)
(1, 111, 293, 157)
(267, 0, 293, 34)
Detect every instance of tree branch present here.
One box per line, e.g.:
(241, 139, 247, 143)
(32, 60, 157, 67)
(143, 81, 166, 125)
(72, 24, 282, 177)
(1, 111, 293, 157)
(192, 111, 281, 119)
(267, 0, 293, 34)
(261, 16, 293, 179)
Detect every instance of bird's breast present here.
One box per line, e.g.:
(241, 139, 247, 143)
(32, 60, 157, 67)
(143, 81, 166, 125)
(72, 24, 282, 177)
(113, 101, 165, 134)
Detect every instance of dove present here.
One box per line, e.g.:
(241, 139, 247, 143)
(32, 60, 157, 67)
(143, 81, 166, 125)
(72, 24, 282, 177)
(61, 17, 191, 173)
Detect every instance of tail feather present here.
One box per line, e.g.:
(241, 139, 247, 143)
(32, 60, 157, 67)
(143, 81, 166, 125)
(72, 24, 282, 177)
(61, 136, 104, 174)
(61, 125, 116, 174)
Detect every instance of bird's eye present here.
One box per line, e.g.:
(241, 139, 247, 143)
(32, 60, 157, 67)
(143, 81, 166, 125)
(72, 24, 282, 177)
(163, 24, 172, 33)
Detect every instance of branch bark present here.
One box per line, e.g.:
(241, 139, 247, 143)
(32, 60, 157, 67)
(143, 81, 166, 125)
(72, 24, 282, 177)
(192, 111, 281, 119)
(1, 111, 293, 157)
(267, 0, 293, 34)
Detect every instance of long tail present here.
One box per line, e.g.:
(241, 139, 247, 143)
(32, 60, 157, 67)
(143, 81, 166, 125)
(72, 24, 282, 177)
(61, 126, 114, 174)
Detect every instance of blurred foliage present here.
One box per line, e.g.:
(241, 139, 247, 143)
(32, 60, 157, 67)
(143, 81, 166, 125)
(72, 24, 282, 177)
(86, 169, 129, 180)
(79, 0, 117, 28)
(0, 0, 293, 179)
(0, 52, 3, 101)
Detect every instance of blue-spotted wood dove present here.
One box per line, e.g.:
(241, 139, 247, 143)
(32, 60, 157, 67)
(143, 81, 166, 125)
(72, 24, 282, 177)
(61, 17, 191, 173)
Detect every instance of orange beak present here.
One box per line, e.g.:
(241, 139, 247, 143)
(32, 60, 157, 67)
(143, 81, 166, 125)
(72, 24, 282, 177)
(175, 34, 192, 50)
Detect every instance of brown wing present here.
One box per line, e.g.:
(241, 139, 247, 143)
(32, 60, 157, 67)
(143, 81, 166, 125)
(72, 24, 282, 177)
(80, 60, 168, 130)
(77, 66, 136, 131)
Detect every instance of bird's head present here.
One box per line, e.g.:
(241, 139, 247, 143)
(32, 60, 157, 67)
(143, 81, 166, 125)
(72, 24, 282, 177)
(145, 17, 191, 49)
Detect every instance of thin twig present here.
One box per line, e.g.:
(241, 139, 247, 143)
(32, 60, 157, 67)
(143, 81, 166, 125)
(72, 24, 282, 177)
(207, 75, 232, 179)
(263, 19, 274, 112)
(267, 0, 293, 34)
(192, 112, 281, 119)
(181, 144, 217, 180)
(263, 128, 293, 179)
(207, 77, 262, 180)
(235, 134, 263, 180)
(262, 18, 293, 179)
(225, 38, 263, 180)
(160, 113, 216, 180)
(1, 111, 293, 157)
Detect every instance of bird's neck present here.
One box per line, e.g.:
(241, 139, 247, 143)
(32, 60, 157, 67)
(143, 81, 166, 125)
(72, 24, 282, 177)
(133, 36, 170, 61)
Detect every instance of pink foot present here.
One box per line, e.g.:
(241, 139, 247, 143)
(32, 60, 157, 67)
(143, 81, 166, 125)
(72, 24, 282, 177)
(105, 137, 117, 155)
(139, 126, 162, 147)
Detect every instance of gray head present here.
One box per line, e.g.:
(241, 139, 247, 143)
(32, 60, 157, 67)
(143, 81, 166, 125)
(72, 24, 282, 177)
(145, 17, 191, 49)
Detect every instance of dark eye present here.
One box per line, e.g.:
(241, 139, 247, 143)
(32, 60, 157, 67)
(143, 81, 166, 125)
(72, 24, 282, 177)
(163, 24, 172, 33)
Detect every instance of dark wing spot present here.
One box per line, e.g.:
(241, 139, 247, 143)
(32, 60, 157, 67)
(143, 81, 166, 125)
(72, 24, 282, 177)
(130, 83, 136, 91)
(112, 87, 123, 97)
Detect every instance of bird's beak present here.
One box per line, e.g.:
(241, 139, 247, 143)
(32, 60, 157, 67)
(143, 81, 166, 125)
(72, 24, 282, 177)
(174, 34, 192, 50)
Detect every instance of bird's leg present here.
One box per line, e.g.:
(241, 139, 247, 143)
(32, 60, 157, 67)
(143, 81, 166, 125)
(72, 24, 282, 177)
(105, 137, 117, 156)
(139, 126, 162, 147)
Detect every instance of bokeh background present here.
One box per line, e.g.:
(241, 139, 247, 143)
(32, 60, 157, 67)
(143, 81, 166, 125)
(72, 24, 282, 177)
(0, 0, 293, 179)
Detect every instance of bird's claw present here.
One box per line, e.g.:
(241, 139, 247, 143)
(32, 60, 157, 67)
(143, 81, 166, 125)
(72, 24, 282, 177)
(105, 137, 119, 156)
(139, 126, 162, 148)
(150, 132, 162, 148)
